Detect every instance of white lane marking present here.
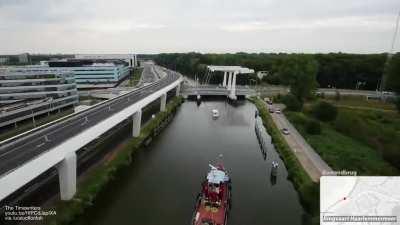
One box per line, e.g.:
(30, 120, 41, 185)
(36, 143, 45, 148)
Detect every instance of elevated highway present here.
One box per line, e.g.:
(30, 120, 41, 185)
(0, 65, 182, 201)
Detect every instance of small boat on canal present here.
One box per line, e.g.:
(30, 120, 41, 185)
(212, 109, 219, 118)
(192, 164, 231, 225)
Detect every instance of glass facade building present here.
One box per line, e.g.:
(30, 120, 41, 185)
(0, 67, 78, 128)
(47, 59, 131, 89)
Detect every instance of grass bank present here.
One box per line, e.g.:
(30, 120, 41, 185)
(249, 97, 319, 225)
(287, 96, 400, 173)
(321, 95, 396, 111)
(285, 110, 398, 176)
(45, 96, 183, 225)
(128, 67, 143, 87)
(334, 108, 400, 170)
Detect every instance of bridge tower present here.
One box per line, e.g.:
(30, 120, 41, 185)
(207, 66, 254, 100)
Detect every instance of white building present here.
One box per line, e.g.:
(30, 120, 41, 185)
(46, 59, 131, 89)
(0, 67, 78, 128)
(75, 54, 137, 68)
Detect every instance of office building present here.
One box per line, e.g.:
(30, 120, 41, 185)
(0, 67, 78, 128)
(47, 58, 131, 89)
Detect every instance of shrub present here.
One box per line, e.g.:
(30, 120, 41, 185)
(395, 97, 400, 113)
(382, 143, 400, 169)
(334, 90, 341, 101)
(306, 119, 321, 135)
(311, 101, 338, 121)
(274, 93, 282, 102)
(282, 94, 303, 111)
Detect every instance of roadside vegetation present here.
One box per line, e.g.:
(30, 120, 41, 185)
(128, 67, 143, 87)
(45, 97, 183, 225)
(250, 97, 319, 225)
(385, 53, 400, 112)
(285, 100, 399, 175)
(320, 95, 397, 111)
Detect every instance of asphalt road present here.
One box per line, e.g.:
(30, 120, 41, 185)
(0, 65, 180, 176)
(268, 103, 332, 182)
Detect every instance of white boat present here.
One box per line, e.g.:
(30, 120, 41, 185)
(212, 109, 219, 118)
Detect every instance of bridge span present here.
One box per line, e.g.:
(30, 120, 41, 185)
(181, 84, 256, 99)
(0, 65, 182, 201)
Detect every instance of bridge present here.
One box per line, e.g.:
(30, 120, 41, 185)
(181, 84, 256, 98)
(0, 65, 182, 201)
(182, 65, 256, 99)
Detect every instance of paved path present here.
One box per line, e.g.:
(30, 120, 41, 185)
(267, 103, 333, 182)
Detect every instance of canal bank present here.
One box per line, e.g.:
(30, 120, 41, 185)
(250, 97, 319, 225)
(44, 96, 184, 225)
(70, 98, 305, 225)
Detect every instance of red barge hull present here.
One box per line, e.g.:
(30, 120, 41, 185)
(192, 165, 231, 225)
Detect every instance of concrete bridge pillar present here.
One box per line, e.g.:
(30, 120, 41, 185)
(227, 72, 233, 90)
(229, 72, 238, 100)
(222, 72, 227, 87)
(56, 152, 77, 201)
(132, 109, 142, 137)
(160, 93, 167, 112)
(232, 72, 237, 91)
(176, 83, 181, 96)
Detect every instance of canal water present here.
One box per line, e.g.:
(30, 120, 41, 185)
(74, 100, 305, 225)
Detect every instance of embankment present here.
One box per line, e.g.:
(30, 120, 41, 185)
(249, 97, 319, 225)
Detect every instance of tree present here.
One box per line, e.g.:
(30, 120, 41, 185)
(154, 52, 387, 91)
(395, 98, 400, 112)
(278, 55, 318, 101)
(386, 53, 400, 112)
(306, 119, 322, 135)
(384, 53, 400, 92)
(311, 101, 338, 122)
(282, 94, 303, 111)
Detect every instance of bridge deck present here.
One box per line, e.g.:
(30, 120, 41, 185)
(0, 66, 180, 177)
(182, 85, 256, 96)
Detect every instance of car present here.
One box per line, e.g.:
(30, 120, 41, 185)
(282, 128, 290, 135)
(269, 108, 274, 113)
(275, 108, 281, 114)
(264, 97, 273, 105)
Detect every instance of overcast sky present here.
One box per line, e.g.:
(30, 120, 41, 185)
(0, 0, 399, 54)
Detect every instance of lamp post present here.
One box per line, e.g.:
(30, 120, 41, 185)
(31, 108, 36, 127)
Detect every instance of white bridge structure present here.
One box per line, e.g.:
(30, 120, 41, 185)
(0, 65, 182, 201)
(182, 65, 255, 100)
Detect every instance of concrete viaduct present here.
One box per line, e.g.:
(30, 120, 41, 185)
(0, 65, 182, 201)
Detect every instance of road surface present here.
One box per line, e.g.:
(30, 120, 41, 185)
(268, 103, 332, 182)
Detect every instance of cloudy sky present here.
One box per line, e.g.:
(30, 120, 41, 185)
(0, 0, 399, 54)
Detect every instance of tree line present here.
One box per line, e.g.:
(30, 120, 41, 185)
(153, 52, 394, 91)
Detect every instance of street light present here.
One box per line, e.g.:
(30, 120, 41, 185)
(379, 10, 400, 100)
(31, 108, 36, 127)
